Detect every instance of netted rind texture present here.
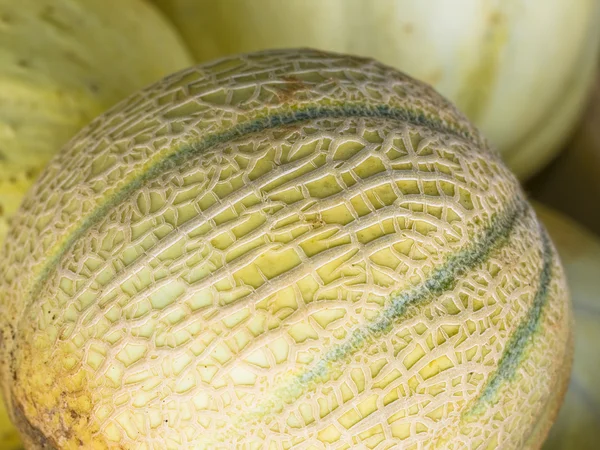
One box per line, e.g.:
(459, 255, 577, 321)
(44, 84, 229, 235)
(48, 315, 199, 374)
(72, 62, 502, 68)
(0, 49, 571, 449)
(0, 0, 193, 245)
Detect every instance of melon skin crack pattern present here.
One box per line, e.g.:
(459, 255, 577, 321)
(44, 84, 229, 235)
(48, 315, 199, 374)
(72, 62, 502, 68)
(0, 49, 572, 449)
(152, 0, 600, 180)
(0, 0, 192, 447)
(0, 0, 193, 246)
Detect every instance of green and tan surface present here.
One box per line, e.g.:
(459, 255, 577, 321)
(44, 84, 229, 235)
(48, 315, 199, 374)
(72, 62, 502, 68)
(0, 49, 571, 449)
(0, 0, 193, 245)
(154, 0, 600, 180)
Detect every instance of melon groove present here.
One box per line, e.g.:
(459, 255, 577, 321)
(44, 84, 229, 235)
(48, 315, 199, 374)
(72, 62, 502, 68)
(28, 101, 475, 304)
(0, 49, 571, 449)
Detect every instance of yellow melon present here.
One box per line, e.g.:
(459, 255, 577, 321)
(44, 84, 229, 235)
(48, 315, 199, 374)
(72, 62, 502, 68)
(153, 0, 600, 180)
(0, 0, 193, 246)
(0, 402, 21, 450)
(534, 204, 600, 450)
(0, 49, 571, 449)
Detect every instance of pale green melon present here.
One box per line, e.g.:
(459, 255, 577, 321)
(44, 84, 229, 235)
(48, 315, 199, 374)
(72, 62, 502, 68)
(528, 71, 600, 235)
(153, 0, 600, 180)
(0, 49, 571, 449)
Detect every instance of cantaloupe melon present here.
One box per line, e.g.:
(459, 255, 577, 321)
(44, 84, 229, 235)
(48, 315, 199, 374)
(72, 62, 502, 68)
(0, 49, 572, 449)
(534, 204, 600, 450)
(153, 0, 600, 180)
(0, 0, 193, 246)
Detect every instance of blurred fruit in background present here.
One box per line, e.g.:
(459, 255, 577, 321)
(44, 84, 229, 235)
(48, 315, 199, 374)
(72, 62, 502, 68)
(0, 0, 193, 245)
(529, 70, 600, 237)
(535, 204, 600, 450)
(153, 0, 600, 180)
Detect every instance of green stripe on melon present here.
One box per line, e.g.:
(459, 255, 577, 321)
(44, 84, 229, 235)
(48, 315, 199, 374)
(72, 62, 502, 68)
(28, 101, 476, 304)
(0, 49, 571, 449)
(471, 227, 554, 414)
(239, 198, 528, 428)
(152, 0, 600, 180)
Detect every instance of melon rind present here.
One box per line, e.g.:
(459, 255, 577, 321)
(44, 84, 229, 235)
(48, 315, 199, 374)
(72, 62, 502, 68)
(0, 0, 193, 246)
(0, 49, 571, 449)
(153, 0, 600, 180)
(534, 204, 600, 450)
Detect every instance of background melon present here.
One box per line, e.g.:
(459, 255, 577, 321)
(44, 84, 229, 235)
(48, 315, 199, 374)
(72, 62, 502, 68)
(0, 49, 571, 449)
(152, 0, 600, 180)
(534, 204, 600, 450)
(0, 0, 193, 246)
(529, 68, 600, 236)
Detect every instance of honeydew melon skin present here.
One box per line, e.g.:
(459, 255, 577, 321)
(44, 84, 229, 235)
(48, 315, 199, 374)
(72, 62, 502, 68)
(0, 0, 193, 245)
(534, 204, 600, 450)
(153, 0, 600, 180)
(0, 49, 571, 449)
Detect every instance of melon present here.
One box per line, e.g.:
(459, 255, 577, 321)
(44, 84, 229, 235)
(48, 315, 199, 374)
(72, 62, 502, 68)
(533, 204, 600, 450)
(0, 0, 193, 246)
(153, 0, 600, 180)
(0, 403, 21, 450)
(0, 49, 572, 449)
(528, 69, 600, 235)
